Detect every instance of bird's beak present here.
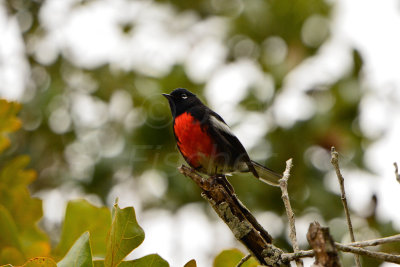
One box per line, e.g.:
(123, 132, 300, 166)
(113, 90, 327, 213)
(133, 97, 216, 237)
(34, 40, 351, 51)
(162, 93, 172, 100)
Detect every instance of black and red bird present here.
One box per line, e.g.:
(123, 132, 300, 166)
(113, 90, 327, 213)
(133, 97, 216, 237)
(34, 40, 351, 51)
(163, 88, 281, 186)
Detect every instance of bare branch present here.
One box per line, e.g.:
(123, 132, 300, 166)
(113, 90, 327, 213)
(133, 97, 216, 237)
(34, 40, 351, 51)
(394, 162, 400, 184)
(335, 243, 400, 264)
(282, 250, 314, 262)
(178, 161, 400, 266)
(178, 165, 289, 267)
(236, 254, 251, 267)
(344, 234, 400, 248)
(282, 233, 400, 263)
(279, 158, 304, 267)
(330, 146, 361, 267)
(307, 222, 341, 267)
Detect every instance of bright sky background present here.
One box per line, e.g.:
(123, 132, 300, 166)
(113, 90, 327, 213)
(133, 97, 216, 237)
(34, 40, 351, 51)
(0, 0, 400, 266)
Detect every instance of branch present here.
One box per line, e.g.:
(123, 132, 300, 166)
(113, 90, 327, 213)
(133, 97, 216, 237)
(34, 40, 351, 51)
(279, 159, 303, 267)
(178, 160, 400, 266)
(236, 254, 251, 267)
(283, 233, 400, 264)
(178, 165, 289, 267)
(335, 243, 400, 264)
(344, 234, 400, 247)
(330, 147, 361, 267)
(307, 221, 341, 267)
(282, 250, 314, 262)
(394, 162, 400, 184)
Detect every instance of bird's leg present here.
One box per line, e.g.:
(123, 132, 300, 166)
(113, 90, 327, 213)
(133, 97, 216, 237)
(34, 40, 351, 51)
(215, 174, 235, 194)
(179, 165, 214, 191)
(207, 174, 220, 187)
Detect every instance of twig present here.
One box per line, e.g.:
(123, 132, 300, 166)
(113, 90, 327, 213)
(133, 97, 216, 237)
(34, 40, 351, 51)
(178, 162, 400, 266)
(236, 254, 251, 267)
(279, 158, 303, 267)
(178, 165, 289, 267)
(335, 243, 400, 264)
(307, 222, 341, 267)
(330, 147, 361, 267)
(394, 162, 400, 184)
(283, 236, 400, 264)
(344, 234, 400, 248)
(282, 250, 315, 262)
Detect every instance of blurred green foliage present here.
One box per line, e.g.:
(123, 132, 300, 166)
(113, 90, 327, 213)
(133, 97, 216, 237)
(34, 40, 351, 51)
(0, 100, 50, 265)
(0, 100, 169, 266)
(2, 0, 400, 266)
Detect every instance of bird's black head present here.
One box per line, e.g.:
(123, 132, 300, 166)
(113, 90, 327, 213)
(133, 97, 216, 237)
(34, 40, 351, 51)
(162, 88, 202, 117)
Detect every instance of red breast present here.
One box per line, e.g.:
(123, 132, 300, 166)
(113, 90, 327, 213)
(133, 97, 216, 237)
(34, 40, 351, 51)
(173, 112, 216, 168)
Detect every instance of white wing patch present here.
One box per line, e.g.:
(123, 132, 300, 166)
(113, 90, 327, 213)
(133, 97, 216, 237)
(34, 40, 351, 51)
(210, 115, 235, 136)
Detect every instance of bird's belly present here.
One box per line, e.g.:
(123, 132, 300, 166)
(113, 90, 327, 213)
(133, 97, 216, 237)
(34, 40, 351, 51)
(174, 113, 226, 174)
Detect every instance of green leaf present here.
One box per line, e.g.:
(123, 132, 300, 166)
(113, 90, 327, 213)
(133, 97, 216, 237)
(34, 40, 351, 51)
(105, 203, 145, 267)
(21, 257, 57, 267)
(213, 249, 258, 267)
(184, 259, 197, 267)
(55, 199, 111, 258)
(58, 232, 93, 267)
(0, 205, 23, 256)
(118, 254, 169, 267)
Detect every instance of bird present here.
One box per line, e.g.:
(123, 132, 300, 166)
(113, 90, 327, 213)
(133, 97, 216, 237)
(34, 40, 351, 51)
(162, 88, 281, 186)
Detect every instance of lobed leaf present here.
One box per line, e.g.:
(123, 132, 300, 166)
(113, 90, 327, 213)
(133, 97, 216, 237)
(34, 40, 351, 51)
(105, 203, 145, 267)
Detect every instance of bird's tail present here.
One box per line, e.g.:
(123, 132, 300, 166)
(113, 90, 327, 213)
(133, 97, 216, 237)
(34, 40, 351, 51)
(251, 160, 282, 187)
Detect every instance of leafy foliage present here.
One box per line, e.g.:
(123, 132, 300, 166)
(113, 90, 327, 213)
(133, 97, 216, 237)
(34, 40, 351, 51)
(0, 100, 49, 265)
(0, 100, 168, 266)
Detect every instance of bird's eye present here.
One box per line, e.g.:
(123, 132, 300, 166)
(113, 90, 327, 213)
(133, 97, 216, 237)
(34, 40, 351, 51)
(181, 93, 187, 99)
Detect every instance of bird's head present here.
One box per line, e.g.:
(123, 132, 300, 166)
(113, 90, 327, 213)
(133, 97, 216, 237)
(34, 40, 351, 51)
(162, 88, 202, 117)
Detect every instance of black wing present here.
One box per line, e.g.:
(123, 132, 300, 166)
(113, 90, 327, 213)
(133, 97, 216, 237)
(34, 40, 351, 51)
(202, 108, 259, 177)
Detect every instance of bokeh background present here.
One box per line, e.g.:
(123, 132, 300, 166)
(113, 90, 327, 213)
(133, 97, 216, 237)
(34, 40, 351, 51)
(1, 0, 400, 266)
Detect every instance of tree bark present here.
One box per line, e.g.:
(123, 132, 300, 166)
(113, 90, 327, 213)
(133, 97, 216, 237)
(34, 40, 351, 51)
(307, 222, 341, 267)
(179, 165, 289, 267)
